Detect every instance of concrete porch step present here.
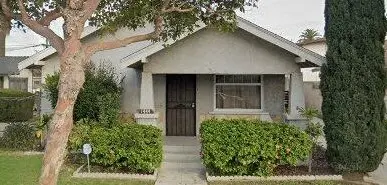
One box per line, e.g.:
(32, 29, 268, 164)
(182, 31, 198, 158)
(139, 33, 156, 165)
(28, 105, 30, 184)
(164, 145, 201, 155)
(161, 161, 205, 170)
(164, 153, 201, 163)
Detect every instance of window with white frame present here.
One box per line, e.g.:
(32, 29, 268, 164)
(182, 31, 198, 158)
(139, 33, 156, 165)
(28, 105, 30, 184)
(215, 75, 262, 110)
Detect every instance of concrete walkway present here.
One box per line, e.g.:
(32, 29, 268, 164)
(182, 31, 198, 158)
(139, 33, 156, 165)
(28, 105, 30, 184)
(366, 154, 387, 185)
(155, 137, 207, 185)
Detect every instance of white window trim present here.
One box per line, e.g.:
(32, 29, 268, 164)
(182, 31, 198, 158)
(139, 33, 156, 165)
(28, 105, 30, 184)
(213, 75, 264, 112)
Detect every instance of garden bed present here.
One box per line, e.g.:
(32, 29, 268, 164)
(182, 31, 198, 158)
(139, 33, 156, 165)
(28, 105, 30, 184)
(206, 146, 343, 182)
(274, 146, 336, 176)
(73, 165, 158, 180)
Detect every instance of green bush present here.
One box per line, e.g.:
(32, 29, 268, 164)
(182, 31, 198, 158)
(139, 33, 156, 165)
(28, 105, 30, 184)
(0, 89, 35, 122)
(68, 123, 163, 174)
(43, 72, 59, 108)
(44, 64, 122, 122)
(98, 93, 121, 127)
(0, 122, 37, 151)
(200, 118, 313, 176)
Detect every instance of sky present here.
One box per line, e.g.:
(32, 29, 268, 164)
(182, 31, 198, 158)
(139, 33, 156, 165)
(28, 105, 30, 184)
(4, 0, 386, 56)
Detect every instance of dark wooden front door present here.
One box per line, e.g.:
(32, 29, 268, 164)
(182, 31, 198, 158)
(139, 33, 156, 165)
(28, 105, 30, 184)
(166, 75, 196, 136)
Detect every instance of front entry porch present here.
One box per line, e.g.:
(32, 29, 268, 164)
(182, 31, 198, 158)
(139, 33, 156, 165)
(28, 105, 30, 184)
(134, 72, 307, 135)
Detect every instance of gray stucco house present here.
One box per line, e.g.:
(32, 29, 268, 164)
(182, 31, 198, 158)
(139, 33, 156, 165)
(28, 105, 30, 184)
(18, 17, 325, 136)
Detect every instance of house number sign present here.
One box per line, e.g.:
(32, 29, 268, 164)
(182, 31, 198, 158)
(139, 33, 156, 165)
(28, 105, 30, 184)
(138, 109, 154, 114)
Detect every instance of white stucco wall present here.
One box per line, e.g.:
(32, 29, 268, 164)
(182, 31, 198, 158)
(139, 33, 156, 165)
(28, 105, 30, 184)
(301, 42, 327, 82)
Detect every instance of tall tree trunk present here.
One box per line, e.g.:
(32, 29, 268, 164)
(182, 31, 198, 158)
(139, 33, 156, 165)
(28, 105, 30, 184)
(39, 42, 87, 185)
(0, 12, 10, 56)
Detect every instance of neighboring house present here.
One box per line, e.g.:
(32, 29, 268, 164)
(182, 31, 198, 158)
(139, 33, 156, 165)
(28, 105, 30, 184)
(300, 38, 387, 112)
(0, 56, 31, 92)
(298, 38, 326, 111)
(18, 17, 325, 136)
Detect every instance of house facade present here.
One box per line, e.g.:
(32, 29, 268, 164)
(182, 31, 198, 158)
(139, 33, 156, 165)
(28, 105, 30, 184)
(300, 39, 387, 112)
(0, 56, 34, 92)
(18, 17, 325, 136)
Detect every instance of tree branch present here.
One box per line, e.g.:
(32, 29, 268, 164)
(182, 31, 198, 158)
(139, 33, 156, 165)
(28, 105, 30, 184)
(84, 15, 164, 55)
(16, 0, 65, 54)
(39, 9, 62, 26)
(163, 7, 194, 13)
(0, 0, 13, 20)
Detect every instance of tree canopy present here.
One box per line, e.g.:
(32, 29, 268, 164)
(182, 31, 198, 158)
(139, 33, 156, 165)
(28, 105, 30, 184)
(298, 28, 321, 43)
(1, 0, 259, 53)
(321, 0, 387, 173)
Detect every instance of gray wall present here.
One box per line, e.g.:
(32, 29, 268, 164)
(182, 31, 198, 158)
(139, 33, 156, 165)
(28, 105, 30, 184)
(196, 75, 214, 134)
(304, 81, 322, 112)
(264, 75, 285, 119)
(145, 28, 300, 75)
(121, 68, 142, 114)
(153, 74, 166, 134)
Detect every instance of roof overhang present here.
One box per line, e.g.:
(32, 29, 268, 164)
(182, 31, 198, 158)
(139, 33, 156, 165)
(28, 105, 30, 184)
(121, 17, 326, 69)
(18, 26, 99, 70)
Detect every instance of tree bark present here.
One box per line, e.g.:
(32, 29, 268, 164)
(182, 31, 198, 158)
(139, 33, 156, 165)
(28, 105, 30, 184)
(39, 41, 87, 185)
(0, 12, 10, 56)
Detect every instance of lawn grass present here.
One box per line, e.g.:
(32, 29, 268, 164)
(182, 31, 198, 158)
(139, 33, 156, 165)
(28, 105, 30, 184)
(209, 181, 356, 185)
(0, 151, 357, 185)
(0, 152, 153, 185)
(208, 181, 353, 185)
(0, 152, 42, 185)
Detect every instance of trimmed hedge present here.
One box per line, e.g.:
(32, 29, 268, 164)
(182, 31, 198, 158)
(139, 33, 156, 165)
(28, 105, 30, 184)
(0, 89, 34, 122)
(68, 123, 163, 174)
(200, 118, 313, 176)
(0, 122, 37, 151)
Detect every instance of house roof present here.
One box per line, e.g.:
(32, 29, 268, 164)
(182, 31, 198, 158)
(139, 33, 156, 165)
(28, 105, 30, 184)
(0, 56, 28, 75)
(121, 17, 326, 68)
(18, 17, 326, 70)
(298, 38, 326, 46)
(18, 26, 99, 70)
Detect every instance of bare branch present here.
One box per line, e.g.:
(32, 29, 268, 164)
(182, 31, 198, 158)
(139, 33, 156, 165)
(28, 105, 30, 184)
(85, 15, 164, 55)
(16, 0, 64, 54)
(161, 0, 194, 13)
(39, 9, 62, 26)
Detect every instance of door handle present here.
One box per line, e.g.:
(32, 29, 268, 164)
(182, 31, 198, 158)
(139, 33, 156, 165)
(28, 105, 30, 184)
(191, 103, 196, 108)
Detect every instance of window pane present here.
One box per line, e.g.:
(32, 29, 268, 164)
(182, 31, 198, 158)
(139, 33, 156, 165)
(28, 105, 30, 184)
(216, 85, 261, 109)
(32, 68, 42, 77)
(215, 75, 261, 84)
(224, 75, 234, 83)
(216, 75, 224, 83)
(251, 75, 261, 83)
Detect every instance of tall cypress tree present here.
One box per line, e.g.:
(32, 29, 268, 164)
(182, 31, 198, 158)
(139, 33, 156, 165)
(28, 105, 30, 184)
(321, 0, 387, 173)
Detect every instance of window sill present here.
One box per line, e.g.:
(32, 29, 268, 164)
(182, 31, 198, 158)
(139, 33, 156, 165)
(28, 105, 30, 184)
(209, 110, 269, 115)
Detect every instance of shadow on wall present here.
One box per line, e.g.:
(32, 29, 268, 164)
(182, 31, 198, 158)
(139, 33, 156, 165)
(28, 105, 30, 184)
(304, 81, 322, 112)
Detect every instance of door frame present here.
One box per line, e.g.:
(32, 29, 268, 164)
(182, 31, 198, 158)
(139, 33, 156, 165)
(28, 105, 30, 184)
(165, 74, 197, 136)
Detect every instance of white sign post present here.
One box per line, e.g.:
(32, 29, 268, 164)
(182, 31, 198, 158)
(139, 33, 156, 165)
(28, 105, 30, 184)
(82, 143, 92, 173)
